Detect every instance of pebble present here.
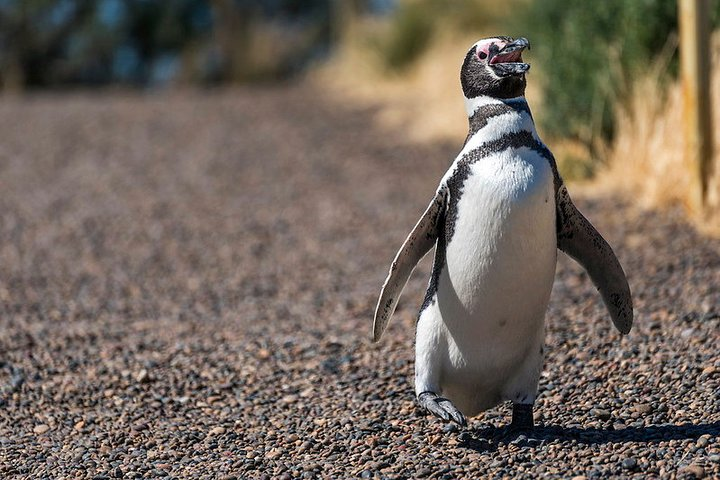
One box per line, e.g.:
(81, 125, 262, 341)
(1, 88, 719, 480)
(266, 449, 282, 460)
(33, 424, 50, 435)
(633, 403, 653, 414)
(622, 458, 638, 470)
(442, 423, 458, 433)
(679, 464, 705, 478)
(591, 408, 611, 420)
(135, 369, 151, 384)
(696, 436, 710, 448)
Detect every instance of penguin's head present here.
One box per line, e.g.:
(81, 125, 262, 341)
(461, 36, 530, 100)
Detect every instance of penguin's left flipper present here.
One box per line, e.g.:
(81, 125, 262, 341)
(555, 185, 633, 334)
(372, 186, 448, 342)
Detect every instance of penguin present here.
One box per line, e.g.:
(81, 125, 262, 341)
(372, 36, 633, 430)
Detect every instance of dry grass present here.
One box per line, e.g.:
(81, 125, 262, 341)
(312, 28, 472, 146)
(312, 19, 543, 147)
(600, 36, 720, 233)
(314, 22, 720, 233)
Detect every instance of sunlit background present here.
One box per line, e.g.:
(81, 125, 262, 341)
(2, 0, 719, 225)
(1, 2, 720, 478)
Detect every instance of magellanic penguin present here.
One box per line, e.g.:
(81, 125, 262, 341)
(372, 36, 633, 430)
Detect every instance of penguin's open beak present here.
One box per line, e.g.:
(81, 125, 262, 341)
(489, 37, 530, 77)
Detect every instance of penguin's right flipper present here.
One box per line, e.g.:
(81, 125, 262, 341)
(555, 185, 633, 334)
(372, 186, 448, 342)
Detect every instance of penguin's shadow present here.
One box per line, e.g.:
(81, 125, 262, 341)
(458, 421, 720, 453)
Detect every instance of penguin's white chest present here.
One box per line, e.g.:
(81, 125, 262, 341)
(444, 146, 557, 320)
(426, 146, 557, 413)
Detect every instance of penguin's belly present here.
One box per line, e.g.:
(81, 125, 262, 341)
(436, 148, 556, 411)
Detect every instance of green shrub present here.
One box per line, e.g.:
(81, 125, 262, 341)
(508, 0, 720, 148)
(378, 2, 435, 71)
(374, 0, 499, 72)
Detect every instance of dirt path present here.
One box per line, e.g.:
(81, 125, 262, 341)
(0, 85, 718, 479)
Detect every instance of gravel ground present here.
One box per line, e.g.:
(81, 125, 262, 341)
(0, 85, 718, 479)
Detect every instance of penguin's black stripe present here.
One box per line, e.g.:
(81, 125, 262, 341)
(464, 99, 533, 144)
(465, 104, 512, 144)
(420, 216, 447, 313)
(448, 130, 559, 241)
(419, 130, 561, 314)
(503, 98, 533, 121)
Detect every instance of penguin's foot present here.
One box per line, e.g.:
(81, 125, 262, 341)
(417, 391, 467, 427)
(509, 402, 534, 432)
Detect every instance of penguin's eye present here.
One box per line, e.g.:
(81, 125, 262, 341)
(478, 51, 487, 60)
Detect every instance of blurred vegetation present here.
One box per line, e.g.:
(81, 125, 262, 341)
(369, 0, 498, 72)
(2, 0, 719, 175)
(362, 0, 720, 177)
(0, 0, 214, 89)
(509, 0, 720, 150)
(0, 0, 374, 90)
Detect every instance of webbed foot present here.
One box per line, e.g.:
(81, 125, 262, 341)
(417, 391, 467, 427)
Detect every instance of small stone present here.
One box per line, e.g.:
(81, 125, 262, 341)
(209, 426, 226, 435)
(621, 457, 638, 470)
(266, 448, 282, 460)
(679, 464, 705, 478)
(135, 369, 151, 384)
(592, 408, 611, 420)
(442, 423, 458, 433)
(257, 349, 271, 360)
(696, 435, 710, 448)
(571, 476, 588, 480)
(74, 420, 85, 431)
(708, 455, 720, 463)
(360, 471, 372, 479)
(633, 404, 653, 414)
(33, 424, 50, 435)
(701, 366, 716, 376)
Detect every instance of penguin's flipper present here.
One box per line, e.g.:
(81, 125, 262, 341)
(373, 187, 448, 342)
(555, 185, 633, 334)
